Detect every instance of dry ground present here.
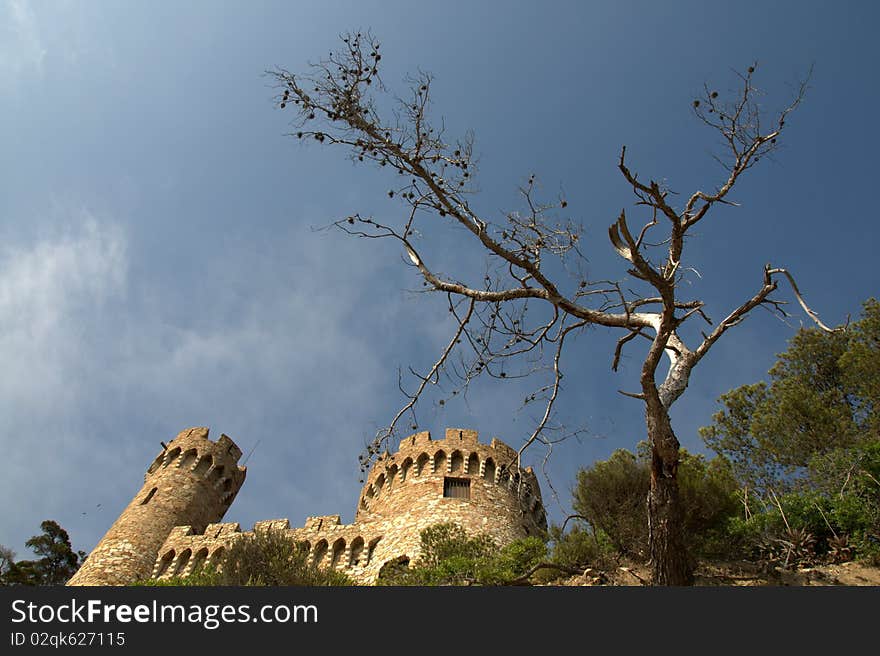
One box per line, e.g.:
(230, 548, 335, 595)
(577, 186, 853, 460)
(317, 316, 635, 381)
(552, 559, 880, 586)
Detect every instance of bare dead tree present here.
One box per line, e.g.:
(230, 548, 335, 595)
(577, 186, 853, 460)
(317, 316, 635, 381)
(268, 33, 836, 585)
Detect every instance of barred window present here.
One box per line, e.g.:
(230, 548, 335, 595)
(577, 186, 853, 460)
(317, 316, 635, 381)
(443, 477, 471, 499)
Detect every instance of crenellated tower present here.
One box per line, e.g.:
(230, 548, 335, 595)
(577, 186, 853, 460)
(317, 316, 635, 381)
(351, 428, 547, 577)
(73, 426, 543, 585)
(67, 427, 246, 586)
(149, 428, 545, 584)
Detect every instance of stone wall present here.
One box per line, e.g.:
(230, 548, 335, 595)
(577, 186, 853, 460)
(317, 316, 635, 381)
(67, 427, 246, 586)
(149, 428, 546, 584)
(153, 516, 385, 583)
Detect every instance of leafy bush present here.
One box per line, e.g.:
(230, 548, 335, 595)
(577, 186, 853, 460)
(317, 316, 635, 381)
(572, 449, 649, 559)
(571, 446, 740, 561)
(547, 523, 617, 571)
(377, 522, 546, 586)
(134, 565, 223, 587)
(699, 301, 880, 566)
(720, 483, 879, 566)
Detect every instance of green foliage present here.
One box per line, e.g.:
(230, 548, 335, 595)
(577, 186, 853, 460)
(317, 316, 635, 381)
(134, 565, 223, 587)
(571, 446, 739, 560)
(700, 298, 880, 494)
(1, 520, 85, 586)
(840, 299, 880, 434)
(700, 299, 880, 563)
(221, 528, 352, 586)
(0, 546, 16, 583)
(677, 452, 742, 557)
(136, 528, 352, 586)
(377, 522, 546, 586)
(483, 536, 547, 585)
(720, 485, 879, 566)
(416, 522, 497, 571)
(546, 523, 617, 571)
(573, 449, 649, 558)
(698, 384, 776, 492)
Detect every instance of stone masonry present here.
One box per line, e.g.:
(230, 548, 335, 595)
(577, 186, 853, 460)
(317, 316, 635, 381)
(67, 427, 246, 586)
(67, 427, 545, 585)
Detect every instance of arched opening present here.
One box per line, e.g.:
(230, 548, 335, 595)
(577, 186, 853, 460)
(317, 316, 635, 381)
(173, 549, 192, 577)
(374, 473, 386, 496)
(312, 540, 328, 568)
(147, 454, 164, 475)
(467, 452, 479, 475)
(366, 537, 381, 565)
(140, 487, 158, 505)
(450, 450, 463, 473)
(209, 465, 225, 482)
(349, 537, 365, 567)
(179, 449, 198, 470)
(434, 450, 447, 474)
(377, 555, 410, 583)
(209, 547, 225, 567)
(156, 550, 175, 578)
(164, 447, 181, 467)
(194, 454, 213, 476)
(190, 548, 209, 574)
(415, 453, 429, 476)
(483, 458, 496, 482)
(386, 465, 397, 490)
(400, 458, 413, 481)
(330, 538, 346, 569)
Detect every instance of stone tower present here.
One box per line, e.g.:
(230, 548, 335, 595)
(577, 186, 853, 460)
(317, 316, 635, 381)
(67, 427, 246, 586)
(350, 428, 547, 579)
(73, 426, 544, 585)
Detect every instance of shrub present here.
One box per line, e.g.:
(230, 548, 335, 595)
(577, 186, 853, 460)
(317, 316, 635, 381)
(377, 522, 546, 586)
(721, 484, 879, 566)
(572, 446, 740, 561)
(547, 523, 617, 571)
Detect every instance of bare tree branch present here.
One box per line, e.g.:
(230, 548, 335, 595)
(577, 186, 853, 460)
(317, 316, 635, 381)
(271, 39, 831, 585)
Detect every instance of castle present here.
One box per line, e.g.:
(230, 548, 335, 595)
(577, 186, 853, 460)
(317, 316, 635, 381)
(67, 426, 547, 585)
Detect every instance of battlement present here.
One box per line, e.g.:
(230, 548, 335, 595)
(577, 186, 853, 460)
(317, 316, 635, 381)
(161, 516, 355, 540)
(355, 428, 546, 534)
(304, 515, 342, 530)
(142, 427, 246, 508)
(365, 428, 539, 492)
(390, 428, 520, 464)
(68, 428, 248, 586)
(201, 522, 243, 538)
(153, 514, 384, 582)
(395, 428, 480, 450)
(72, 425, 547, 587)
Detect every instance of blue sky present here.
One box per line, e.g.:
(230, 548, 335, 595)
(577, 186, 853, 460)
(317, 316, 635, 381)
(1, 0, 878, 558)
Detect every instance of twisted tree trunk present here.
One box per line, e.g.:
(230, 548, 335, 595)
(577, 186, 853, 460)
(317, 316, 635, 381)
(645, 402, 693, 585)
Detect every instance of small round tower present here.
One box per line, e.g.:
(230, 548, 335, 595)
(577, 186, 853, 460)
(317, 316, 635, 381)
(67, 427, 246, 586)
(355, 428, 547, 579)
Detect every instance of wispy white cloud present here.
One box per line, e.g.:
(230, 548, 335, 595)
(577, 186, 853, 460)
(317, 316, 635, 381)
(0, 212, 399, 555)
(0, 215, 126, 409)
